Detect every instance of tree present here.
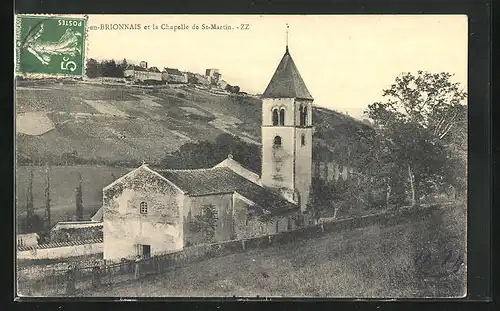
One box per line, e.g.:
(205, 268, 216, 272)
(118, 58, 128, 77)
(26, 164, 34, 222)
(101, 59, 119, 77)
(162, 133, 261, 174)
(75, 172, 84, 221)
(85, 58, 101, 78)
(23, 164, 40, 233)
(190, 204, 218, 243)
(365, 71, 467, 205)
(44, 164, 51, 230)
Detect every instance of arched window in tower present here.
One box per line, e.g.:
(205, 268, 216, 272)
(273, 135, 282, 146)
(272, 109, 279, 126)
(304, 106, 308, 125)
(279, 108, 285, 126)
(299, 105, 308, 126)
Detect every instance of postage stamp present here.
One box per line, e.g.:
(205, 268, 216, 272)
(15, 14, 87, 77)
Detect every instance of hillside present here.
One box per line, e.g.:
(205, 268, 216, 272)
(15, 81, 374, 166)
(81, 203, 466, 298)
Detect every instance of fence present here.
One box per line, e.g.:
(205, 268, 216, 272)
(16, 203, 447, 296)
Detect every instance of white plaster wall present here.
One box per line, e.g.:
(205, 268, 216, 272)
(17, 234, 38, 247)
(103, 167, 184, 261)
(261, 126, 296, 193)
(17, 243, 103, 260)
(294, 127, 313, 210)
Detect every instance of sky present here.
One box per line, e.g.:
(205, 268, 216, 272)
(86, 15, 468, 119)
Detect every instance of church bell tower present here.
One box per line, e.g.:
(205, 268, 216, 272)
(260, 28, 313, 212)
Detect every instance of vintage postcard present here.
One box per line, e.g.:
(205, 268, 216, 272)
(14, 14, 468, 298)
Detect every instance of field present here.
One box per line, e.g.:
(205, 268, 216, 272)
(15, 82, 260, 162)
(15, 81, 372, 163)
(82, 203, 466, 298)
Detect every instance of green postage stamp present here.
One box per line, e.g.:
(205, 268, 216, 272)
(15, 14, 87, 77)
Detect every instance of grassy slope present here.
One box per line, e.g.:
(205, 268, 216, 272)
(83, 203, 466, 298)
(16, 81, 372, 163)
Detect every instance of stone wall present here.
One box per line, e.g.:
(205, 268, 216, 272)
(183, 193, 234, 246)
(103, 166, 184, 260)
(17, 241, 103, 260)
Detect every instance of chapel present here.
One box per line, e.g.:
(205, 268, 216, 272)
(98, 41, 314, 261)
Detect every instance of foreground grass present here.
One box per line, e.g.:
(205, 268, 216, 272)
(82, 204, 466, 298)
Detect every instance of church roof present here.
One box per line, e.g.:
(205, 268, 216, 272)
(213, 155, 262, 186)
(261, 47, 313, 100)
(158, 167, 297, 215)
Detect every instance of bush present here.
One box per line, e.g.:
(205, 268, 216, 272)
(176, 92, 186, 99)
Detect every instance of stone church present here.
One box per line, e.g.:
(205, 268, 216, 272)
(100, 44, 315, 261)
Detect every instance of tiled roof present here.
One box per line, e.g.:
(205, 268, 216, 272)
(157, 167, 297, 215)
(164, 68, 184, 76)
(261, 47, 313, 100)
(126, 65, 148, 72)
(148, 66, 161, 73)
(51, 221, 103, 231)
(18, 238, 103, 251)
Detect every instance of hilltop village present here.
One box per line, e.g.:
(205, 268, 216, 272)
(84, 58, 244, 96)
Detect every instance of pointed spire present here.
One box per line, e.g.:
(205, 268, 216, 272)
(261, 27, 313, 101)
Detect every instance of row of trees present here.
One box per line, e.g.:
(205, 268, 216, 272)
(307, 71, 467, 219)
(86, 58, 129, 78)
(19, 165, 85, 235)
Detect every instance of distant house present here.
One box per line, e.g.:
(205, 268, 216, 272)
(124, 62, 162, 83)
(186, 72, 210, 86)
(162, 68, 188, 84)
(194, 73, 210, 86)
(218, 79, 228, 90)
(206, 68, 221, 85)
(17, 233, 39, 248)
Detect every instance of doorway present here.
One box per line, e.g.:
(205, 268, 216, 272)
(137, 244, 151, 258)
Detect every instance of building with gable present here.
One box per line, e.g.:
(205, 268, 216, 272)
(162, 68, 188, 84)
(101, 42, 314, 261)
(124, 62, 162, 83)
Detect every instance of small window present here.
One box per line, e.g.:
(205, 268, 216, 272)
(279, 108, 285, 126)
(273, 136, 282, 146)
(139, 202, 148, 214)
(301, 134, 306, 146)
(272, 109, 279, 126)
(300, 105, 308, 126)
